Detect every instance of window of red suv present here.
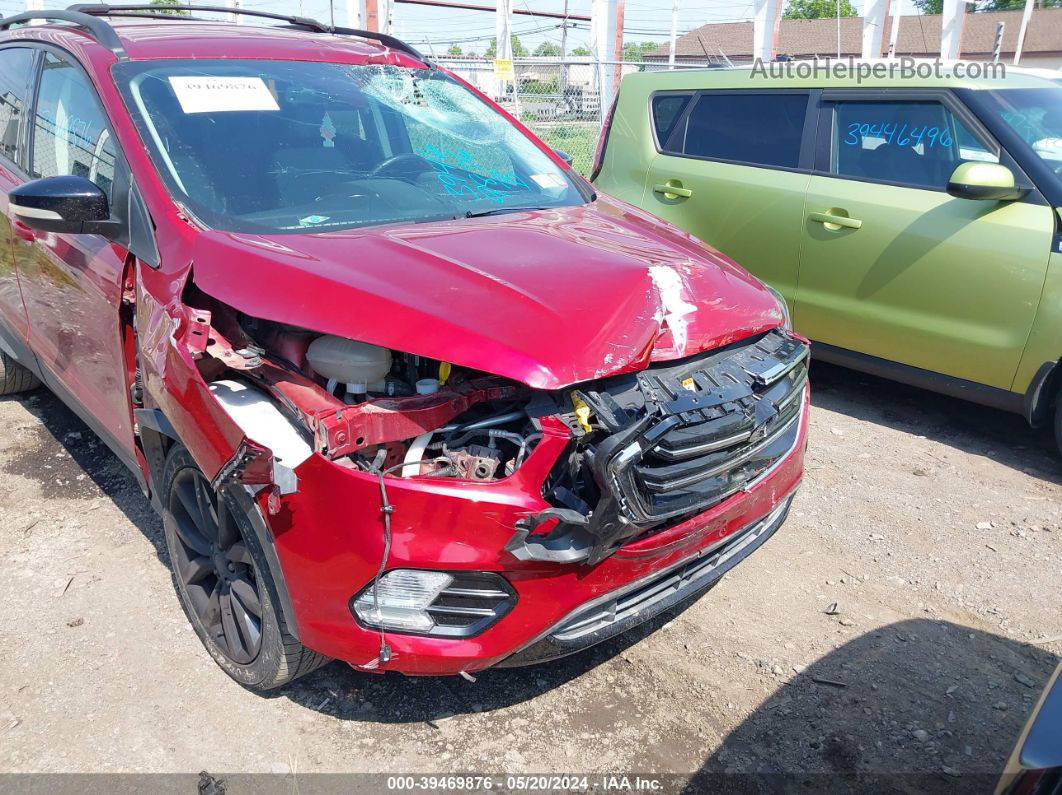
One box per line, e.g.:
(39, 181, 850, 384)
(115, 60, 591, 233)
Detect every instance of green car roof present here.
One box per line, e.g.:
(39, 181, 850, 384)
(621, 63, 1060, 92)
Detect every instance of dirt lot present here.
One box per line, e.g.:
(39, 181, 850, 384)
(0, 360, 1059, 791)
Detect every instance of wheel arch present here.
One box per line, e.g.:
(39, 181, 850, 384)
(144, 414, 303, 644)
(1023, 359, 1062, 427)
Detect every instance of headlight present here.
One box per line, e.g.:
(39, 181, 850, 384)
(351, 569, 516, 637)
(765, 284, 792, 331)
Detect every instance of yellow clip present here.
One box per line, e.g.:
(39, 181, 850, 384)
(438, 361, 452, 386)
(680, 376, 697, 391)
(570, 391, 593, 433)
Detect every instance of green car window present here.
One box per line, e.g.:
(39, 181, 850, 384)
(830, 100, 997, 189)
(682, 93, 807, 168)
(651, 94, 691, 149)
(979, 87, 1062, 180)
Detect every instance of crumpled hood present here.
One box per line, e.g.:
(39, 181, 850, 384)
(190, 197, 783, 389)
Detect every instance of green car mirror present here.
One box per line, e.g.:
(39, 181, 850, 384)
(947, 162, 1027, 202)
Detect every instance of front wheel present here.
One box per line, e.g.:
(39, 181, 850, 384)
(1055, 396, 1062, 459)
(162, 444, 329, 690)
(0, 351, 39, 395)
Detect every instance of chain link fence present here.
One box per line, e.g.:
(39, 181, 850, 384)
(436, 57, 715, 176)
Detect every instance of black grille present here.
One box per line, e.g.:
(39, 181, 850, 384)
(512, 330, 808, 566)
(624, 333, 807, 524)
(427, 574, 516, 634)
(585, 330, 807, 530)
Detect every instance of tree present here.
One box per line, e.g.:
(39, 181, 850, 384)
(974, 0, 1060, 9)
(622, 41, 660, 61)
(485, 35, 528, 59)
(571, 45, 591, 56)
(447, 44, 463, 55)
(533, 41, 562, 57)
(148, 0, 189, 15)
(782, 0, 857, 18)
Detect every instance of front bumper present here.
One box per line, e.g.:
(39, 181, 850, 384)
(258, 384, 809, 677)
(498, 492, 795, 667)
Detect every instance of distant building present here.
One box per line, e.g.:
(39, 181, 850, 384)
(648, 8, 1062, 69)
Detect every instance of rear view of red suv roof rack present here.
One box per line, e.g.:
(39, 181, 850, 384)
(0, 3, 429, 64)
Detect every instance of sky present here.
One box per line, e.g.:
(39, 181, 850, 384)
(0, 0, 869, 56)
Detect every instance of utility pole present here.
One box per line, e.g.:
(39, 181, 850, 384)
(591, 0, 620, 121)
(560, 0, 569, 94)
(887, 0, 902, 58)
(836, 0, 841, 58)
(941, 0, 968, 61)
(560, 0, 569, 58)
(668, 0, 678, 68)
(992, 21, 1004, 62)
(862, 0, 889, 58)
(495, 0, 513, 103)
(1014, 0, 1034, 64)
(752, 0, 785, 62)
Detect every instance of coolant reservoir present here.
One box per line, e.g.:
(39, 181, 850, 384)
(306, 336, 392, 392)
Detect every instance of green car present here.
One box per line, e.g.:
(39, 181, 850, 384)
(592, 66, 1062, 454)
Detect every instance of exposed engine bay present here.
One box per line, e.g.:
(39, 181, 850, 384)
(183, 284, 808, 565)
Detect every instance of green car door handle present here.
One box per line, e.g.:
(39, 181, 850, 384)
(653, 182, 693, 199)
(809, 211, 862, 230)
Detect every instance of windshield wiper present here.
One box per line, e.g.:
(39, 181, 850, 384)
(463, 206, 553, 218)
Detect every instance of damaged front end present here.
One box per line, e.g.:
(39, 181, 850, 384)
(172, 279, 807, 567)
(141, 275, 807, 672)
(507, 330, 809, 565)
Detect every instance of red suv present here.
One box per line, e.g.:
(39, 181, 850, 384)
(0, 5, 809, 689)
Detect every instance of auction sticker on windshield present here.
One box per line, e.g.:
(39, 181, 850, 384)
(168, 76, 280, 114)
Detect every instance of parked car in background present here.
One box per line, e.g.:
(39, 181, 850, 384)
(997, 663, 1062, 794)
(593, 67, 1062, 455)
(0, 6, 808, 689)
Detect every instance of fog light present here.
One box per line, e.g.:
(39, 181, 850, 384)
(352, 570, 453, 632)
(351, 570, 517, 637)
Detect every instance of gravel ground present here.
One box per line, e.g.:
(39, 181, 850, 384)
(0, 360, 1059, 792)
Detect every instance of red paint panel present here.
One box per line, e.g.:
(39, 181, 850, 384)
(267, 399, 808, 674)
(190, 197, 783, 390)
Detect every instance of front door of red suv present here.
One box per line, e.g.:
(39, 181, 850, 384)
(0, 45, 36, 362)
(16, 49, 134, 453)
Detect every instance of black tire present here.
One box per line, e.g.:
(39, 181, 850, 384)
(1055, 395, 1062, 459)
(161, 444, 329, 690)
(0, 351, 40, 395)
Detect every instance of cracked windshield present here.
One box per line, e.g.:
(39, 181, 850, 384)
(120, 60, 587, 233)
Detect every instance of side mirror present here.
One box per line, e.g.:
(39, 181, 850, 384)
(553, 149, 573, 166)
(946, 162, 1026, 202)
(8, 175, 119, 237)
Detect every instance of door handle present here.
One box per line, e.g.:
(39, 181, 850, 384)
(653, 182, 693, 199)
(808, 211, 862, 230)
(12, 219, 35, 242)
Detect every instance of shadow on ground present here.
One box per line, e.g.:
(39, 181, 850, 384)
(809, 360, 1060, 484)
(4, 372, 1059, 739)
(685, 618, 1059, 793)
(274, 585, 708, 722)
(0, 390, 165, 558)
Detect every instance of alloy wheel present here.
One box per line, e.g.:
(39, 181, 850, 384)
(168, 469, 263, 665)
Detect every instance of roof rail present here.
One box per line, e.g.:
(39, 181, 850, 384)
(68, 4, 429, 63)
(0, 8, 128, 59)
